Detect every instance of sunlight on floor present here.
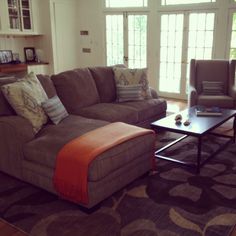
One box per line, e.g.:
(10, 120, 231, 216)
(167, 103, 182, 113)
(166, 99, 187, 114)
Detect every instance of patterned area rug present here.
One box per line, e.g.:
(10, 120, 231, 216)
(0, 131, 236, 236)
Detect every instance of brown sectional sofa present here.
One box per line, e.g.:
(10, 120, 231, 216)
(0, 66, 167, 208)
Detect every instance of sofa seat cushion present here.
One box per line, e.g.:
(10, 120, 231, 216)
(197, 95, 234, 108)
(51, 69, 100, 112)
(88, 133, 154, 181)
(76, 103, 138, 124)
(119, 98, 167, 122)
(23, 115, 109, 170)
(23, 115, 155, 182)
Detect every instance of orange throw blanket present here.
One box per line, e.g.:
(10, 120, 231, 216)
(53, 122, 155, 205)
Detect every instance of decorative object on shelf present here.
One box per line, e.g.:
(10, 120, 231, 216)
(24, 47, 36, 62)
(0, 50, 13, 64)
(195, 106, 222, 116)
(12, 53, 21, 64)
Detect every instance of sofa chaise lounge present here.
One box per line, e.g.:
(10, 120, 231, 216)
(0, 66, 167, 208)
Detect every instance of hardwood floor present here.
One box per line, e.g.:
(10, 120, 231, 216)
(165, 98, 187, 113)
(0, 218, 28, 236)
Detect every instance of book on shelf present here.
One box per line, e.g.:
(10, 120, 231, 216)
(195, 106, 222, 116)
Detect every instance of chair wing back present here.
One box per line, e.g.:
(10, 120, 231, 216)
(190, 59, 235, 95)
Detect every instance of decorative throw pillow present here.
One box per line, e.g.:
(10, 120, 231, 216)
(113, 67, 152, 99)
(116, 84, 144, 102)
(42, 95, 69, 124)
(202, 81, 224, 95)
(1, 72, 48, 132)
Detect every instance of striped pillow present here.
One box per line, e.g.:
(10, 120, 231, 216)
(42, 95, 68, 124)
(116, 84, 144, 102)
(202, 81, 224, 95)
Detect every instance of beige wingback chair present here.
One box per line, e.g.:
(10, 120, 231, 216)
(188, 59, 236, 108)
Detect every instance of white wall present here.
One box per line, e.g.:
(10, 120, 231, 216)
(77, 0, 105, 67)
(49, 0, 80, 73)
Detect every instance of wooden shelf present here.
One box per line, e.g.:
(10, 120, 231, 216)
(0, 63, 27, 73)
(0, 62, 49, 74)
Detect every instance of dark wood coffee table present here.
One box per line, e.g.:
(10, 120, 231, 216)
(151, 106, 236, 173)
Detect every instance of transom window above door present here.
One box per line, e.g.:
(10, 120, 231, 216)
(161, 0, 215, 5)
(105, 0, 147, 8)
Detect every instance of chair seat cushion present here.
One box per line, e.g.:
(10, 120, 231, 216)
(23, 115, 154, 181)
(198, 95, 234, 108)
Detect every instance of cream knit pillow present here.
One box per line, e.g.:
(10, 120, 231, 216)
(1, 72, 48, 132)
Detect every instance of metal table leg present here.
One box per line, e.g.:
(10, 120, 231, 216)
(233, 116, 236, 143)
(197, 136, 202, 174)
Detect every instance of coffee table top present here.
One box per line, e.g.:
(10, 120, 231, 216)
(151, 106, 236, 136)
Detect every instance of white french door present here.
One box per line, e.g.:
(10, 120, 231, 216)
(158, 11, 215, 99)
(106, 13, 147, 68)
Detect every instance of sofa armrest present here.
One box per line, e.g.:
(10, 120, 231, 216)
(188, 86, 198, 107)
(0, 116, 34, 178)
(150, 87, 158, 99)
(0, 116, 35, 142)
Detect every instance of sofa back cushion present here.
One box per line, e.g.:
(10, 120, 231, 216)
(89, 66, 116, 102)
(0, 76, 18, 115)
(37, 74, 57, 98)
(195, 60, 229, 94)
(51, 69, 100, 113)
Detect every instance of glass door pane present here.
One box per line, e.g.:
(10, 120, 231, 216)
(106, 15, 124, 66)
(106, 13, 147, 68)
(128, 14, 147, 68)
(159, 13, 184, 93)
(186, 12, 215, 91)
(230, 12, 236, 59)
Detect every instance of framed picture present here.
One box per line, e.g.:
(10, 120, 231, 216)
(24, 47, 36, 62)
(0, 50, 13, 64)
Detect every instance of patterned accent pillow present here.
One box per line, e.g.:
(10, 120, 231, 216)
(116, 84, 144, 102)
(113, 67, 152, 99)
(42, 95, 69, 124)
(202, 81, 224, 95)
(1, 72, 48, 133)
